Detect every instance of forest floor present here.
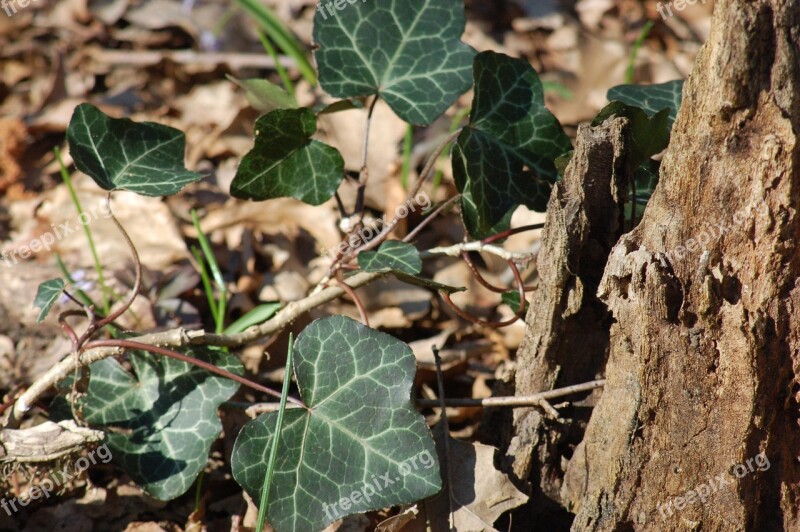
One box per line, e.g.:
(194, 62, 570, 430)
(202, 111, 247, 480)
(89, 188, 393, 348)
(0, 1, 709, 530)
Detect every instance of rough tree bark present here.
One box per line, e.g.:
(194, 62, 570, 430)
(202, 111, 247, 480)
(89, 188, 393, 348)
(557, 1, 800, 530)
(506, 116, 631, 516)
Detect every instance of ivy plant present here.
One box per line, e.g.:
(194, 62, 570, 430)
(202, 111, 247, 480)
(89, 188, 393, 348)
(22, 1, 689, 530)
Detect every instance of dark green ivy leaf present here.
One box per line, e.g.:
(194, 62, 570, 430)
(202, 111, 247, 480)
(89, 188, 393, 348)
(231, 108, 344, 205)
(592, 101, 671, 169)
(231, 316, 441, 532)
(79, 348, 241, 500)
(34, 278, 65, 323)
(313, 0, 476, 125)
(66, 103, 203, 197)
(501, 290, 522, 314)
(607, 80, 684, 128)
(358, 241, 422, 275)
(452, 51, 572, 237)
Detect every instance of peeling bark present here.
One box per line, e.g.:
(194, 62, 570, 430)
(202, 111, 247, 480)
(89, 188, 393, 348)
(506, 117, 630, 508)
(563, 1, 800, 529)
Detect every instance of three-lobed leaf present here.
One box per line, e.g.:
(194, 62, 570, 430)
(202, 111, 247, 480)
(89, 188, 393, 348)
(231, 108, 345, 205)
(79, 347, 241, 500)
(231, 316, 441, 532)
(358, 241, 422, 275)
(607, 80, 684, 128)
(66, 103, 203, 197)
(313, 0, 475, 125)
(452, 51, 572, 237)
(592, 101, 671, 169)
(34, 278, 65, 323)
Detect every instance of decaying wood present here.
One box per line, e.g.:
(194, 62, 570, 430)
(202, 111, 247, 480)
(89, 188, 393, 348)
(0, 420, 104, 463)
(565, 1, 800, 529)
(506, 117, 630, 504)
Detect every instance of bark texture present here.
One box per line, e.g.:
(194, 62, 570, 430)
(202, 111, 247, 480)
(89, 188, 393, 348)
(563, 1, 800, 529)
(507, 118, 630, 503)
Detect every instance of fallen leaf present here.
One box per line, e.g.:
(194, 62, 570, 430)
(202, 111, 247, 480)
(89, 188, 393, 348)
(408, 422, 528, 532)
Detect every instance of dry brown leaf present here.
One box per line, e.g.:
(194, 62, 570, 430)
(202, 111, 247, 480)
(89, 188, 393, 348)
(31, 174, 188, 271)
(318, 100, 407, 212)
(408, 422, 528, 532)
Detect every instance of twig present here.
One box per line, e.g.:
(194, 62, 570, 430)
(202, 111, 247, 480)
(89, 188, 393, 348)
(6, 271, 386, 427)
(408, 129, 462, 201)
(354, 96, 380, 218)
(228, 380, 607, 416)
(402, 195, 461, 244)
(416, 379, 606, 407)
(421, 241, 532, 262)
(432, 347, 456, 528)
(87, 48, 295, 70)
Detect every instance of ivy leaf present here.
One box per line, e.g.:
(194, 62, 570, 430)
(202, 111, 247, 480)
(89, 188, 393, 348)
(501, 290, 522, 314)
(358, 241, 422, 275)
(313, 0, 475, 125)
(34, 278, 65, 323)
(231, 316, 441, 532)
(452, 51, 572, 237)
(227, 75, 297, 113)
(607, 80, 684, 128)
(66, 103, 203, 197)
(628, 159, 661, 220)
(231, 108, 344, 205)
(592, 101, 671, 168)
(79, 348, 241, 500)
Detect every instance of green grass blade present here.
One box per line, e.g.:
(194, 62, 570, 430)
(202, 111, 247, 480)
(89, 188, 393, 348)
(224, 303, 282, 335)
(191, 210, 227, 333)
(400, 125, 414, 190)
(235, 0, 317, 85)
(55, 253, 97, 309)
(625, 20, 654, 84)
(256, 29, 297, 99)
(191, 246, 220, 327)
(54, 147, 110, 314)
(255, 333, 294, 532)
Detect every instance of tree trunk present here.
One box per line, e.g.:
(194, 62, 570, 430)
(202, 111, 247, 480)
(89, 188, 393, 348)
(506, 117, 630, 517)
(562, 0, 800, 529)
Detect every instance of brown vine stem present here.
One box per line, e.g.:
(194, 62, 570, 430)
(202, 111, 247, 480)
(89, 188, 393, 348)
(322, 127, 464, 283)
(480, 223, 545, 245)
(84, 339, 304, 407)
(354, 95, 380, 219)
(439, 257, 527, 328)
(75, 194, 143, 347)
